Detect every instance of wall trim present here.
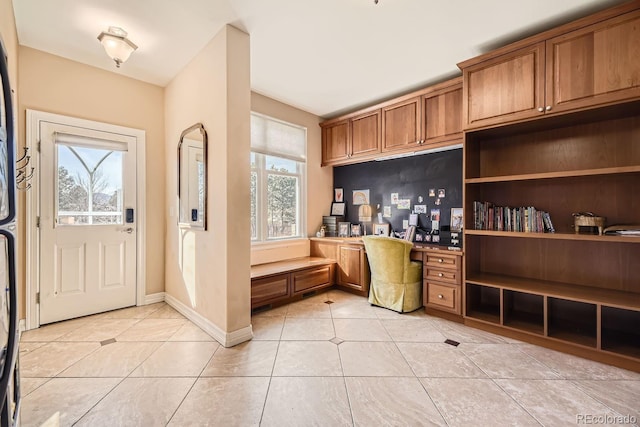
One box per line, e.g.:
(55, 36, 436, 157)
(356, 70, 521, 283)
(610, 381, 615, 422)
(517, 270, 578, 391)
(164, 293, 253, 347)
(144, 292, 166, 304)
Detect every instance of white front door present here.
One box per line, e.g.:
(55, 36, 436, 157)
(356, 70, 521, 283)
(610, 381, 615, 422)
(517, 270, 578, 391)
(39, 121, 137, 324)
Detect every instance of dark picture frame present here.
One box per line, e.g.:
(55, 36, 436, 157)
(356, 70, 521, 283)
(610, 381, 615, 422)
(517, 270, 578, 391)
(331, 202, 346, 216)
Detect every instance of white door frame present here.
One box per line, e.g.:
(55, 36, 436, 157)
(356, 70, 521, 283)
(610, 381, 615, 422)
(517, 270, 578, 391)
(25, 110, 147, 330)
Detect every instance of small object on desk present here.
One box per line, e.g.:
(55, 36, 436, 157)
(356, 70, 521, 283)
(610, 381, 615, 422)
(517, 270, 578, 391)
(338, 222, 351, 238)
(573, 213, 605, 235)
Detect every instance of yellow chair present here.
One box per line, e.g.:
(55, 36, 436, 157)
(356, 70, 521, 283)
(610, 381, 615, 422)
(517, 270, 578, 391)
(362, 235, 423, 313)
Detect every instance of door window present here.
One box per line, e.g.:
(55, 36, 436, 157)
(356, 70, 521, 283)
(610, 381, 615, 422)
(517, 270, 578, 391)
(56, 144, 123, 225)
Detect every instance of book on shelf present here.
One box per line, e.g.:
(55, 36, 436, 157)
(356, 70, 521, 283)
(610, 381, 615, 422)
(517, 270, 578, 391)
(473, 201, 554, 233)
(603, 224, 640, 236)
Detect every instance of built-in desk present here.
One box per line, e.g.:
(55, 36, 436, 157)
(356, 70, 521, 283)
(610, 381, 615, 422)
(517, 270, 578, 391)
(309, 237, 463, 319)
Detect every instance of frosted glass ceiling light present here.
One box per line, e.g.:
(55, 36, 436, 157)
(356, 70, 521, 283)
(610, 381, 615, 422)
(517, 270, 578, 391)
(97, 26, 137, 68)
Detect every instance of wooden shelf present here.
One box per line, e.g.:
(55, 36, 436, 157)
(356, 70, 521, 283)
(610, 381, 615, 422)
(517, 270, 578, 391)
(465, 309, 500, 324)
(464, 229, 640, 244)
(547, 330, 597, 348)
(465, 165, 640, 184)
(465, 273, 640, 310)
(503, 313, 544, 335)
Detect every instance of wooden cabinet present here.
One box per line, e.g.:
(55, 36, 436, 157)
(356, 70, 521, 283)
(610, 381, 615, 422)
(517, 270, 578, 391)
(463, 108, 640, 371)
(320, 77, 462, 166)
(382, 96, 422, 152)
(321, 119, 350, 164)
(337, 245, 370, 295)
(351, 110, 381, 157)
(422, 78, 463, 147)
(460, 5, 640, 130)
(462, 43, 545, 129)
(321, 110, 381, 166)
(546, 9, 640, 114)
(423, 250, 462, 315)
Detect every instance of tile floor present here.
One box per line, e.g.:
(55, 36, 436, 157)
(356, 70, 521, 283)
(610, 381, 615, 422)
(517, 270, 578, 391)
(19, 290, 640, 426)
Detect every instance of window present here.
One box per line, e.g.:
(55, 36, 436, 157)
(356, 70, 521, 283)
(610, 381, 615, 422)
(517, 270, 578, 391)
(251, 113, 306, 242)
(55, 134, 127, 226)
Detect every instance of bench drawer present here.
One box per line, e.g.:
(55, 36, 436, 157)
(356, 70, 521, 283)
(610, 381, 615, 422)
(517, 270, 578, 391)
(292, 266, 332, 295)
(251, 274, 290, 308)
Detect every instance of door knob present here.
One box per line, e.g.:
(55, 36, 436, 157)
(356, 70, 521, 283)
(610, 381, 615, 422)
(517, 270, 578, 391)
(122, 227, 134, 234)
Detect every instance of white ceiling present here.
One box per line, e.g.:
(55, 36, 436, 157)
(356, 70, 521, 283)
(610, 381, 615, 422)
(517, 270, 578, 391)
(12, 0, 627, 118)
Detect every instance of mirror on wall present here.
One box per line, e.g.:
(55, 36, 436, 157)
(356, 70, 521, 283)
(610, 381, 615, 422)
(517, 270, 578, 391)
(178, 123, 207, 229)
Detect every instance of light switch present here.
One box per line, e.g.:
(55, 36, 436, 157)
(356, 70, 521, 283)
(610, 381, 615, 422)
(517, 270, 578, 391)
(402, 219, 409, 229)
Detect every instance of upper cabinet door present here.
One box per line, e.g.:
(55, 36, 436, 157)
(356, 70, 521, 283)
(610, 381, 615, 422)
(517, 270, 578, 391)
(422, 81, 463, 146)
(463, 43, 546, 129)
(321, 120, 349, 165)
(546, 9, 640, 114)
(382, 96, 422, 152)
(350, 110, 381, 157)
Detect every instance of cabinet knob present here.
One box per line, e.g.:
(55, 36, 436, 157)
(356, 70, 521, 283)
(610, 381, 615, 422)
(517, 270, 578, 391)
(438, 258, 443, 263)
(438, 273, 444, 277)
(545, 105, 552, 111)
(438, 294, 444, 299)
(538, 107, 544, 112)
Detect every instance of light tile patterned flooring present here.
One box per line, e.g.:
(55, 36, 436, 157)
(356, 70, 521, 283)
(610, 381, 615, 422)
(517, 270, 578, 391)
(19, 290, 640, 426)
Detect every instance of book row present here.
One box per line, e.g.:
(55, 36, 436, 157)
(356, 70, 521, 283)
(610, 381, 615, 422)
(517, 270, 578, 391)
(473, 201, 555, 233)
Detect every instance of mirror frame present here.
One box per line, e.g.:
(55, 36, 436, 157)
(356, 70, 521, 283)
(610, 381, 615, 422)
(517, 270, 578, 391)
(178, 122, 208, 230)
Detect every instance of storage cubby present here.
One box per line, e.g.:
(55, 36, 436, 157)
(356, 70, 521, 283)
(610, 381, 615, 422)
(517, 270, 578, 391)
(464, 113, 640, 180)
(465, 283, 500, 324)
(601, 307, 640, 359)
(548, 298, 597, 347)
(503, 290, 544, 335)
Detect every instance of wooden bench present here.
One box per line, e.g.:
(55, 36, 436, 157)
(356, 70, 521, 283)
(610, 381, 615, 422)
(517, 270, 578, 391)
(250, 257, 336, 310)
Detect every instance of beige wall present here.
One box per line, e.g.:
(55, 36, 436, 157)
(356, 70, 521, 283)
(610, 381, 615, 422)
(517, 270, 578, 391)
(17, 47, 166, 317)
(164, 25, 251, 336)
(250, 92, 333, 265)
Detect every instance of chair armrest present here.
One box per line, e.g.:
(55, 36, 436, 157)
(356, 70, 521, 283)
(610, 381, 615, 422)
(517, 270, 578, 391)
(406, 260, 422, 283)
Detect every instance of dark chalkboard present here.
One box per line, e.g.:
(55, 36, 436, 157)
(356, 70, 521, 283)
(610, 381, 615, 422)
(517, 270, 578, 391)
(332, 148, 462, 236)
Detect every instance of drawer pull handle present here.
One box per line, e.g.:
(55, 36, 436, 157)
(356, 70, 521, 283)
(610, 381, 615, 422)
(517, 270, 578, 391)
(438, 258, 443, 263)
(438, 294, 444, 299)
(438, 273, 444, 277)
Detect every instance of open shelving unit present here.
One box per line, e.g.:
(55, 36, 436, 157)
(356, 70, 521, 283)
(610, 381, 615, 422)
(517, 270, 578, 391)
(463, 107, 640, 371)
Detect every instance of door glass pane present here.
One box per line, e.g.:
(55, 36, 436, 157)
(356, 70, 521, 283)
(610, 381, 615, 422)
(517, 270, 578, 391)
(57, 145, 123, 225)
(267, 174, 298, 239)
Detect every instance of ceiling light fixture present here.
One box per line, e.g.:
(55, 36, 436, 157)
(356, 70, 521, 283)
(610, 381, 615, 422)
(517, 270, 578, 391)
(97, 26, 137, 68)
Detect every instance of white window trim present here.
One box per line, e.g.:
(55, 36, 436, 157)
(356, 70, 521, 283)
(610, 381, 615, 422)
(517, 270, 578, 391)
(250, 112, 307, 244)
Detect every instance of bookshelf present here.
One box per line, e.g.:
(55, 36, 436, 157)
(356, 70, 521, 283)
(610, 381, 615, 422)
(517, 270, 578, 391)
(463, 107, 640, 371)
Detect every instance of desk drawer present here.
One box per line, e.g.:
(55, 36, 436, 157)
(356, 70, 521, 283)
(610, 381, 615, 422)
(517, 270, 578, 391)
(424, 267, 459, 285)
(425, 282, 460, 314)
(292, 266, 332, 295)
(424, 252, 459, 270)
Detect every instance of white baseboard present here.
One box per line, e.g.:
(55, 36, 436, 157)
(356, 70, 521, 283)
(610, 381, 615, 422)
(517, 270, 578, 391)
(164, 293, 253, 347)
(19, 319, 25, 339)
(144, 292, 166, 305)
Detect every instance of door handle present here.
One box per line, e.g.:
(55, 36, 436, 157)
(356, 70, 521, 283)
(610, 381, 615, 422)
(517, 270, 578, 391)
(121, 227, 134, 234)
